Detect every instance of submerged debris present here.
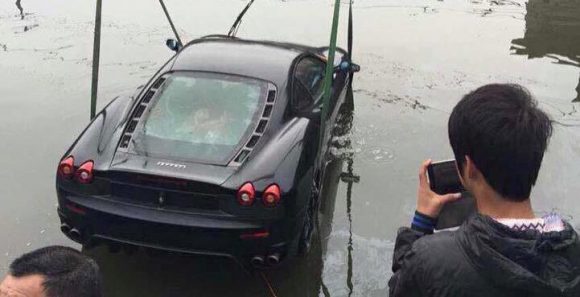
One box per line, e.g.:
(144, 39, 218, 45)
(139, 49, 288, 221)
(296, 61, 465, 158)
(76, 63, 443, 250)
(411, 100, 427, 110)
(22, 24, 39, 33)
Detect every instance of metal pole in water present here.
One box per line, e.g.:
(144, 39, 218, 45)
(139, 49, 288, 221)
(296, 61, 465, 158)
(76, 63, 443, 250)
(90, 0, 102, 120)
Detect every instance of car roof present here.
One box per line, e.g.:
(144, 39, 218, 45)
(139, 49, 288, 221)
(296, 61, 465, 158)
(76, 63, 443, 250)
(170, 37, 321, 87)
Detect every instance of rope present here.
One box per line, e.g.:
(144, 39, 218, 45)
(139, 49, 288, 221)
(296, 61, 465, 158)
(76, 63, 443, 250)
(260, 272, 278, 297)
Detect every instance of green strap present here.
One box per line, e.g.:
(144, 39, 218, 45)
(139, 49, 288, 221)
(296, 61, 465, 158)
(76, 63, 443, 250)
(321, 0, 341, 124)
(319, 0, 342, 155)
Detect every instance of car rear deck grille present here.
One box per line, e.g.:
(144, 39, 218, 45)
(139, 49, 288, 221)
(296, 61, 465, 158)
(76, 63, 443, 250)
(142, 91, 155, 103)
(111, 183, 220, 211)
(119, 135, 131, 148)
(126, 120, 138, 133)
(246, 135, 260, 148)
(256, 120, 267, 134)
(134, 105, 146, 118)
(117, 76, 167, 152)
(151, 77, 166, 89)
(262, 105, 273, 117)
(234, 149, 251, 163)
(267, 90, 276, 103)
(230, 84, 277, 166)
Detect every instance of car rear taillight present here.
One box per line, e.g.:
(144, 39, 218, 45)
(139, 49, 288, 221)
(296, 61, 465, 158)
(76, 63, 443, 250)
(237, 182, 255, 206)
(262, 184, 281, 207)
(75, 161, 94, 184)
(58, 156, 75, 179)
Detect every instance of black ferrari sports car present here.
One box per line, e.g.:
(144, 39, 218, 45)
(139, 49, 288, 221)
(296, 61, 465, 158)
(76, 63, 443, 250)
(56, 35, 354, 266)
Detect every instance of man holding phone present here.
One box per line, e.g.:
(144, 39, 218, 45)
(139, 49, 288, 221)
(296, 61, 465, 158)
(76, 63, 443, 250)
(389, 84, 580, 297)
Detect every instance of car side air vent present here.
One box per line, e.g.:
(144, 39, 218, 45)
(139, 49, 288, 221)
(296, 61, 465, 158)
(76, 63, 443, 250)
(126, 120, 138, 133)
(142, 91, 155, 103)
(134, 105, 146, 118)
(230, 85, 277, 166)
(246, 135, 260, 148)
(262, 105, 273, 118)
(119, 135, 131, 148)
(255, 120, 268, 134)
(267, 90, 276, 103)
(152, 77, 166, 89)
(118, 75, 167, 151)
(234, 150, 251, 163)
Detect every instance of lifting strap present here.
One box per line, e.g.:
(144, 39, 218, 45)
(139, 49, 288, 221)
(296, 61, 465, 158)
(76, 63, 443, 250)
(228, 0, 256, 37)
(319, 0, 355, 156)
(320, 0, 342, 127)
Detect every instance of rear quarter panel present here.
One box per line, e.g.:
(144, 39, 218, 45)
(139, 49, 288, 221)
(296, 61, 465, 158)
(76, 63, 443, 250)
(222, 117, 319, 216)
(62, 95, 134, 171)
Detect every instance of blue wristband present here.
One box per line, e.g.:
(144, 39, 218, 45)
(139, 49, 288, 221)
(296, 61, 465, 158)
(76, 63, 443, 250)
(411, 211, 437, 234)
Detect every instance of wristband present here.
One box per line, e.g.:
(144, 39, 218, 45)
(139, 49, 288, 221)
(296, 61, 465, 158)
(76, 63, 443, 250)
(411, 211, 437, 234)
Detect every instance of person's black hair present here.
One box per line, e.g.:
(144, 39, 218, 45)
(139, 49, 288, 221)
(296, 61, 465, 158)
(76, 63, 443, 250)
(9, 246, 102, 297)
(448, 83, 553, 201)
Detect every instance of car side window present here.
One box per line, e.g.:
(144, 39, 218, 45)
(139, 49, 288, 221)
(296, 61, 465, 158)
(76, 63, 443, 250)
(292, 57, 326, 112)
(295, 57, 326, 98)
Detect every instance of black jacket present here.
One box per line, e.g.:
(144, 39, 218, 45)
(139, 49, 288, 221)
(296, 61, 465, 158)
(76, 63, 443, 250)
(389, 214, 580, 297)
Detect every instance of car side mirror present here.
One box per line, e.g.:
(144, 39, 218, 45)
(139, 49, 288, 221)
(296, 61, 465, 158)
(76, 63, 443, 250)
(166, 39, 182, 52)
(334, 60, 361, 74)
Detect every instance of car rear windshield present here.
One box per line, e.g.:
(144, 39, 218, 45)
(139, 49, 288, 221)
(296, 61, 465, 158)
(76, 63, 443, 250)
(131, 72, 266, 165)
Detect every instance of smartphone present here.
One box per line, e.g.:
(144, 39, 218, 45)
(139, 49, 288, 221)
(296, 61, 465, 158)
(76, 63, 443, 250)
(427, 160, 475, 230)
(427, 160, 464, 195)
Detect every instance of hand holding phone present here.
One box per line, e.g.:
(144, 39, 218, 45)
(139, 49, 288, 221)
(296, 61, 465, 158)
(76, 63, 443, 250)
(416, 160, 462, 219)
(425, 160, 476, 230)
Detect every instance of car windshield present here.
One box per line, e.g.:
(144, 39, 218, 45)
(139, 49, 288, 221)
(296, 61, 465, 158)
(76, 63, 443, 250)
(131, 72, 266, 165)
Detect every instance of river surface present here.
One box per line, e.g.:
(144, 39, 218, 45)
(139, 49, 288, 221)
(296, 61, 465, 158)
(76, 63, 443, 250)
(0, 0, 579, 296)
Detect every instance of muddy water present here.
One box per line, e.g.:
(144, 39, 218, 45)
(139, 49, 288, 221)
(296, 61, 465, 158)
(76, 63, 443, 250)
(0, 0, 579, 296)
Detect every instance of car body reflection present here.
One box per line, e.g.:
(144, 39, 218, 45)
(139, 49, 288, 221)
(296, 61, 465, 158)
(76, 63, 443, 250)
(511, 0, 580, 102)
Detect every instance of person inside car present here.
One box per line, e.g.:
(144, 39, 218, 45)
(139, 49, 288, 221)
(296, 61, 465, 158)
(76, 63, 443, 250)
(389, 84, 580, 297)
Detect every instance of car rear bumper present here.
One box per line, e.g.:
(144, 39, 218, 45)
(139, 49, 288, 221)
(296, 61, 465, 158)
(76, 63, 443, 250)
(57, 193, 302, 263)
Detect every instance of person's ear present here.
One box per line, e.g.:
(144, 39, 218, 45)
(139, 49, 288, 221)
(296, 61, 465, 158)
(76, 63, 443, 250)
(455, 159, 465, 185)
(464, 156, 480, 180)
(456, 156, 470, 188)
